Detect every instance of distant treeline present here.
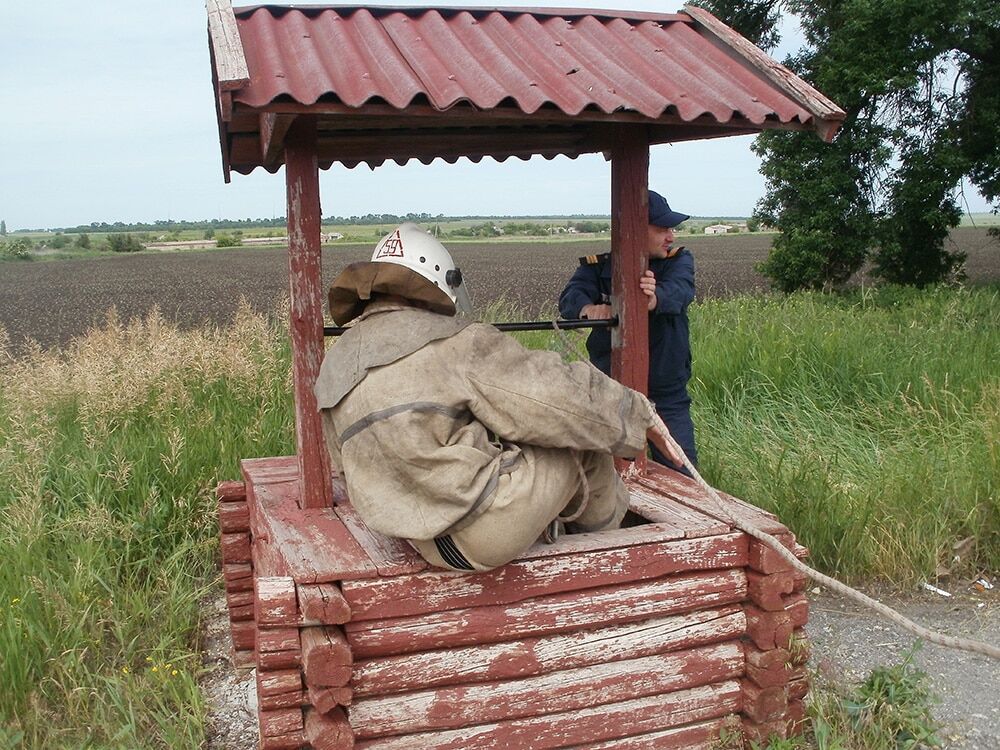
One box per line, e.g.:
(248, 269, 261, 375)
(42, 213, 613, 234)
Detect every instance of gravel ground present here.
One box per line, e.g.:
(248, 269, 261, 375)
(1, 228, 996, 357)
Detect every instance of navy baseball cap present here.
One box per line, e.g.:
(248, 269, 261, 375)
(648, 191, 690, 228)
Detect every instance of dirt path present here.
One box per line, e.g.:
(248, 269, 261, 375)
(200, 583, 999, 749)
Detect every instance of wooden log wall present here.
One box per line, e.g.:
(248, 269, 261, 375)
(217, 480, 255, 668)
(220, 456, 812, 749)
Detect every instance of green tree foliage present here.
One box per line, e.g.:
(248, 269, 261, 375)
(104, 233, 144, 253)
(74, 233, 90, 249)
(1, 220, 6, 236)
(701, 0, 997, 290)
(215, 233, 243, 248)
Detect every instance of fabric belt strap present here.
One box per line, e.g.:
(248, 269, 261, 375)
(433, 535, 475, 571)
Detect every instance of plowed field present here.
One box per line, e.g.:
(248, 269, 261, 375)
(1, 228, 996, 356)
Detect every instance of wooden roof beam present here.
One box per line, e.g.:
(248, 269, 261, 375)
(207, 0, 250, 91)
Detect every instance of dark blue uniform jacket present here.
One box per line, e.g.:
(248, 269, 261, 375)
(558, 250, 695, 397)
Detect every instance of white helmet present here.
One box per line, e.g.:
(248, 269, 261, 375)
(371, 223, 473, 314)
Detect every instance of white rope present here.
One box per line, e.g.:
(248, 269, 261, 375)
(643, 399, 1000, 660)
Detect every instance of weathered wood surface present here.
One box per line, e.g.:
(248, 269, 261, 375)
(625, 484, 729, 538)
(352, 680, 741, 749)
(242, 456, 301, 485)
(299, 583, 352, 625)
(352, 606, 745, 697)
(309, 684, 354, 713)
(609, 128, 650, 475)
(258, 627, 301, 654)
(219, 500, 251, 533)
(217, 479, 247, 503)
(335, 502, 429, 578)
(259, 729, 307, 750)
(341, 532, 748, 622)
(637, 466, 790, 536)
(258, 648, 302, 671)
(345, 568, 747, 658)
(231, 620, 255, 651)
(256, 576, 298, 626)
(564, 716, 732, 749)
(348, 641, 743, 737)
(285, 117, 335, 510)
(220, 531, 251, 564)
(259, 706, 304, 737)
(305, 708, 354, 750)
(247, 473, 376, 582)
(301, 627, 353, 687)
(206, 0, 250, 90)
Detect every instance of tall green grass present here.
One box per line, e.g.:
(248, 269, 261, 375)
(0, 304, 295, 747)
(692, 285, 999, 582)
(0, 286, 996, 745)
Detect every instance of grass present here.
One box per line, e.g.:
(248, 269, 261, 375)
(1, 285, 997, 745)
(691, 285, 999, 583)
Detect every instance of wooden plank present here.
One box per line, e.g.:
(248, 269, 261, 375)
(258, 669, 303, 699)
(243, 456, 301, 484)
(261, 113, 295, 169)
(253, 536, 292, 578)
(258, 628, 301, 654)
(286, 116, 335, 510)
(220, 531, 251, 564)
(609, 127, 650, 473)
(258, 649, 302, 671)
(304, 708, 354, 750)
(301, 627, 353, 687)
(349, 641, 743, 737)
(299, 584, 352, 625)
(638, 464, 790, 535)
(231, 620, 255, 651)
(335, 502, 428, 578)
(217, 479, 247, 502)
(256, 577, 299, 626)
(342, 532, 746, 622)
(259, 730, 307, 750)
(345, 568, 747, 658)
(564, 717, 730, 749)
(206, 0, 249, 90)
(219, 500, 250, 533)
(223, 562, 253, 581)
(259, 707, 304, 738)
(352, 680, 741, 749)
(625, 484, 730, 537)
(515, 520, 685, 559)
(252, 478, 376, 582)
(352, 607, 745, 698)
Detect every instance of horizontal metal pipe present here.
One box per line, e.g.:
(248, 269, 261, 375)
(322, 316, 618, 337)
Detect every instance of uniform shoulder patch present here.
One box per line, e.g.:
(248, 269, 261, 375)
(578, 252, 611, 266)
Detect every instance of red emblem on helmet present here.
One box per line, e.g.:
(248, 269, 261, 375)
(374, 229, 405, 258)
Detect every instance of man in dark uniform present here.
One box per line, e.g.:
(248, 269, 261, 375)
(558, 190, 698, 473)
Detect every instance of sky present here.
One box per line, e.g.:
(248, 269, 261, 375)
(1, 2, 992, 231)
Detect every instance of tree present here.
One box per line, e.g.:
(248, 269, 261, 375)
(0, 220, 6, 236)
(75, 233, 90, 249)
(698, 0, 997, 290)
(104, 233, 144, 253)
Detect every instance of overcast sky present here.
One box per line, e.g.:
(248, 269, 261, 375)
(2, 2, 991, 231)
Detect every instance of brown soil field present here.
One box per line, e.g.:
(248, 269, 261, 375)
(1, 227, 996, 356)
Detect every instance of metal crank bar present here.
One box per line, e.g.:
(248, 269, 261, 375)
(322, 317, 619, 337)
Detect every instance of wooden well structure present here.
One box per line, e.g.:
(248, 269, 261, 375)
(206, 1, 844, 747)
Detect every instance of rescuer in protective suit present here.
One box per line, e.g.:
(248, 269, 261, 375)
(315, 223, 680, 572)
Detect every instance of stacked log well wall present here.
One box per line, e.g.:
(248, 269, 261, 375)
(223, 456, 810, 749)
(217, 480, 255, 667)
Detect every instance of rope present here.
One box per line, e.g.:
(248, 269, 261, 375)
(642, 399, 1000, 660)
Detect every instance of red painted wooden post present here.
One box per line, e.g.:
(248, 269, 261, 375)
(285, 115, 334, 509)
(610, 126, 650, 473)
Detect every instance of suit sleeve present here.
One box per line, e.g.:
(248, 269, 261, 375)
(653, 252, 695, 316)
(461, 324, 653, 457)
(558, 265, 601, 319)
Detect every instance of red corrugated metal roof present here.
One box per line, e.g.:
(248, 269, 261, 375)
(210, 4, 844, 175)
(234, 5, 806, 123)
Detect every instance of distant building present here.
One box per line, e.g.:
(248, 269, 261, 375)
(704, 224, 733, 235)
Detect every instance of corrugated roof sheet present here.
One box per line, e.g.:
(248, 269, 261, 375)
(211, 4, 844, 175)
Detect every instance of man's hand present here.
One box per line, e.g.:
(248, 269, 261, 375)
(580, 303, 613, 320)
(646, 424, 686, 467)
(640, 270, 658, 311)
